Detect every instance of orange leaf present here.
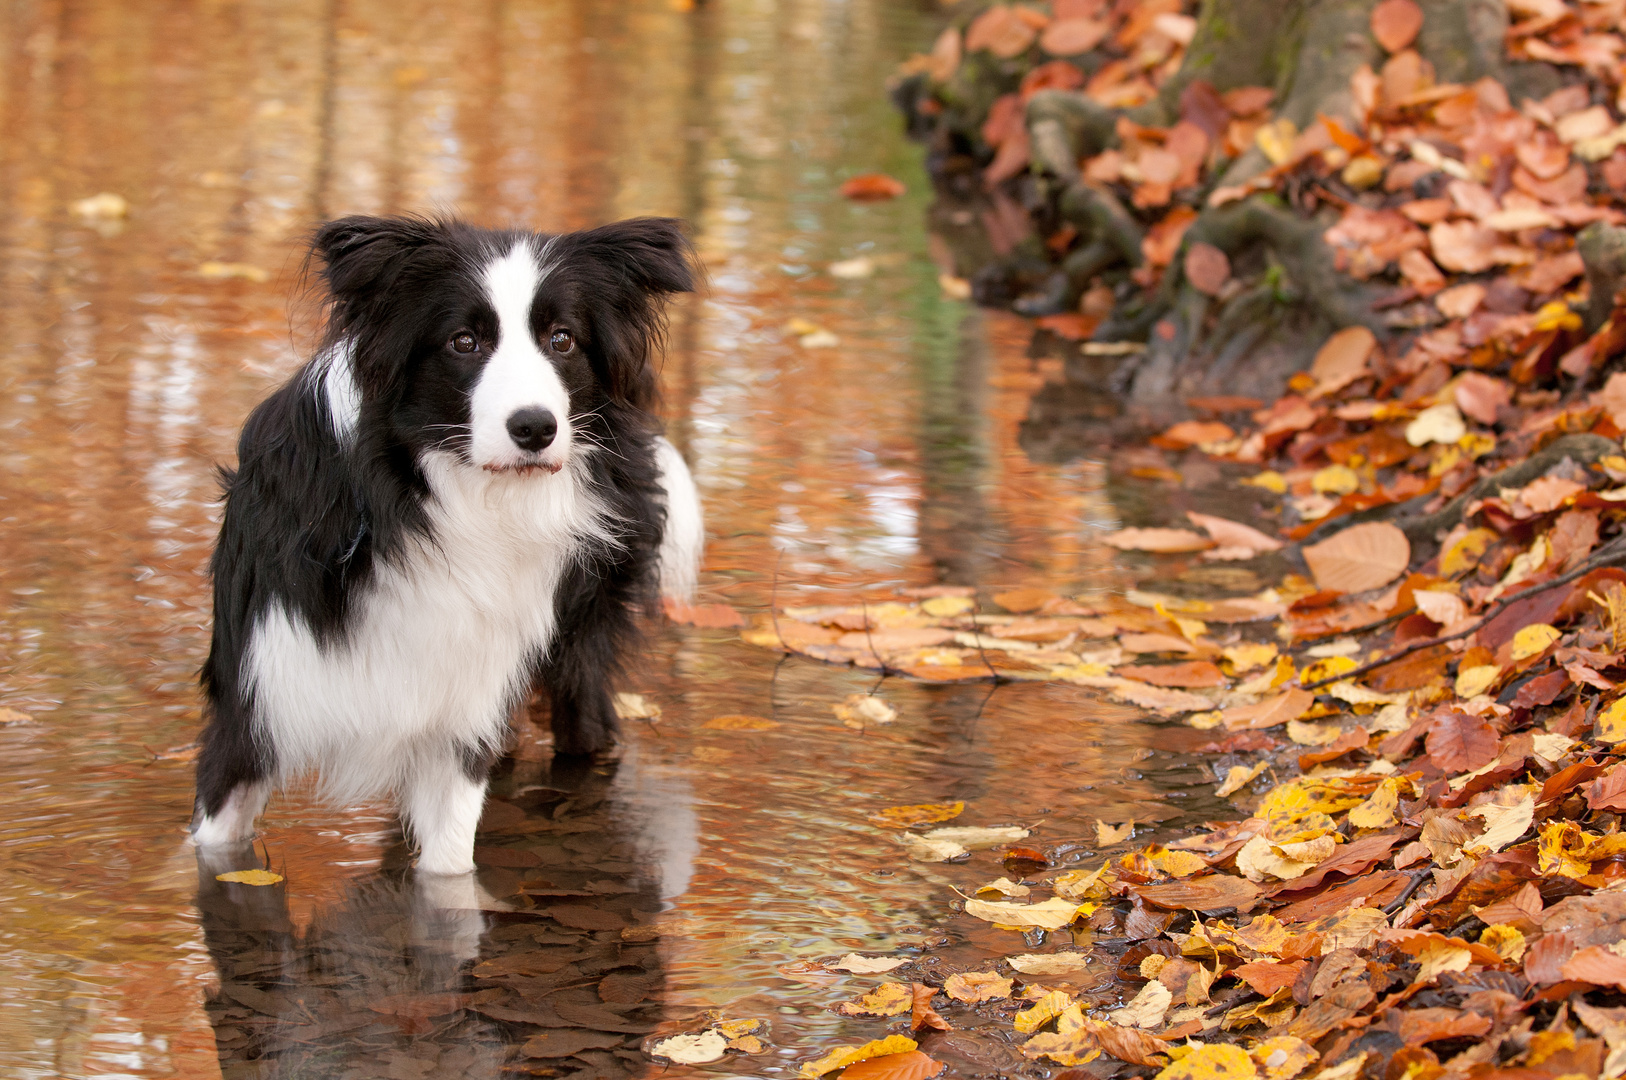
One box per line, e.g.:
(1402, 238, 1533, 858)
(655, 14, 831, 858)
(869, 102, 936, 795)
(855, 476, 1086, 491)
(840, 174, 907, 201)
(1040, 17, 1109, 55)
(839, 1051, 946, 1080)
(1102, 527, 1213, 553)
(1222, 687, 1315, 731)
(910, 985, 952, 1033)
(1318, 113, 1367, 154)
(1159, 420, 1234, 448)
(1301, 521, 1410, 594)
(1370, 0, 1423, 53)
(1114, 661, 1226, 687)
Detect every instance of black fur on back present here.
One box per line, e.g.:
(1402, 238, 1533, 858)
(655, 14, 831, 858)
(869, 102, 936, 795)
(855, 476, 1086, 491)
(196, 215, 696, 815)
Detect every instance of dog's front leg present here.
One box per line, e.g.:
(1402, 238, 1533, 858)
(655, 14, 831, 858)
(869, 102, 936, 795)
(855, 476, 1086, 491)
(401, 749, 491, 875)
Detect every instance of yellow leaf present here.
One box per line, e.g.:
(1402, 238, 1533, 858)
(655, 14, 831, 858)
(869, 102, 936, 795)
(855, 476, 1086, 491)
(1441, 527, 1498, 576)
(1405, 402, 1466, 446)
(1537, 821, 1595, 879)
(1299, 655, 1357, 684)
(1052, 863, 1112, 900)
(1347, 777, 1403, 829)
(1216, 762, 1269, 798)
(1510, 624, 1562, 662)
(1242, 470, 1288, 494)
(1454, 664, 1501, 699)
(801, 1036, 919, 1078)
(716, 1018, 767, 1039)
(1257, 777, 1370, 825)
(1223, 643, 1278, 673)
(215, 869, 284, 886)
(1533, 300, 1583, 333)
(868, 802, 965, 828)
(922, 595, 975, 618)
(1249, 1036, 1317, 1080)
(1096, 820, 1135, 845)
(1458, 432, 1496, 459)
(1015, 989, 1075, 1034)
(1255, 118, 1297, 166)
(1310, 464, 1360, 496)
(1156, 602, 1207, 643)
(1600, 698, 1626, 743)
(198, 261, 270, 283)
(1480, 924, 1526, 962)
(1235, 655, 1295, 695)
(1156, 1043, 1258, 1080)
(834, 982, 913, 1017)
(962, 896, 1082, 929)
(1146, 845, 1211, 877)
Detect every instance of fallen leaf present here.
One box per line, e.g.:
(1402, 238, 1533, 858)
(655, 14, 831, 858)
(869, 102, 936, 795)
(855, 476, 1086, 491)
(1154, 1043, 1257, 1080)
(1187, 512, 1284, 554)
(214, 869, 284, 886)
(1404, 402, 1467, 446)
(1370, 0, 1423, 51)
(802, 1036, 920, 1078)
(835, 982, 914, 1017)
(1249, 1036, 1317, 1080)
(832, 954, 910, 974)
(1427, 710, 1498, 772)
(1112, 981, 1173, 1028)
(1308, 327, 1376, 398)
(1115, 661, 1227, 687)
(1563, 945, 1626, 990)
(1510, 624, 1562, 661)
(522, 1030, 626, 1058)
(921, 595, 975, 617)
(651, 1031, 728, 1064)
(663, 598, 746, 627)
(1222, 688, 1315, 731)
(840, 174, 907, 200)
(71, 192, 129, 219)
(1098, 820, 1135, 844)
(925, 825, 1030, 848)
(897, 833, 968, 862)
(613, 692, 662, 720)
(1102, 527, 1214, 553)
(1301, 522, 1410, 594)
(839, 1050, 945, 1080)
(1008, 952, 1094, 975)
(198, 261, 270, 282)
(962, 896, 1082, 929)
(1135, 875, 1261, 911)
(944, 971, 1013, 1002)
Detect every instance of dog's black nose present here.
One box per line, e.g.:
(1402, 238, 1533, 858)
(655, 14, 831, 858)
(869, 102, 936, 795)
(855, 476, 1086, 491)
(505, 408, 557, 452)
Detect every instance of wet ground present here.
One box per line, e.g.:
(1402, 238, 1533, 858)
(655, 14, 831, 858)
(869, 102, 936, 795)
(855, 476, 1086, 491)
(0, 2, 1242, 1077)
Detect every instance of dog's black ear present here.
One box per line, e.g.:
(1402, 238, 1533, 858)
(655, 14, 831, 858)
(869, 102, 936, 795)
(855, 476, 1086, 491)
(311, 216, 444, 305)
(564, 217, 697, 409)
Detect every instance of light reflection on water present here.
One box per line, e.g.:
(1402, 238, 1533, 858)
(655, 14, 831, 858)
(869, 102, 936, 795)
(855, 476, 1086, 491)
(0, 1, 1218, 1076)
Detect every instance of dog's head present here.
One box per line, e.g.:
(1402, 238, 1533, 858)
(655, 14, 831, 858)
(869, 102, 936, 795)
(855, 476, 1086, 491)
(311, 215, 694, 475)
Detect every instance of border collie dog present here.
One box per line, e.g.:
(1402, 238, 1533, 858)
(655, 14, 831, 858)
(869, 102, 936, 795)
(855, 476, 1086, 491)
(191, 215, 702, 875)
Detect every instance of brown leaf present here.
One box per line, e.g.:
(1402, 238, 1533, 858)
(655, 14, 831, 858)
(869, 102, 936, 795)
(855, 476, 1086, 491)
(1395, 1007, 1491, 1045)
(1222, 687, 1315, 731)
(1184, 242, 1231, 295)
(1452, 372, 1510, 425)
(1232, 959, 1306, 996)
(1524, 930, 1576, 986)
(545, 905, 628, 931)
(965, 5, 1037, 57)
(910, 984, 951, 1032)
(1040, 17, 1109, 55)
(992, 588, 1061, 614)
(1113, 661, 1226, 687)
(1102, 527, 1214, 553)
(1562, 945, 1626, 990)
(522, 1030, 627, 1058)
(840, 174, 907, 201)
(1186, 511, 1284, 553)
(840, 1051, 946, 1080)
(1085, 1019, 1171, 1066)
(663, 598, 745, 627)
(1370, 0, 1423, 52)
(1425, 711, 1499, 772)
(1309, 326, 1376, 398)
(1588, 766, 1626, 812)
(1302, 521, 1410, 595)
(1134, 874, 1261, 912)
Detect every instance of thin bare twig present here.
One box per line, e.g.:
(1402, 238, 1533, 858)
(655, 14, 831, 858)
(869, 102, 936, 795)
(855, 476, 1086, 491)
(1300, 536, 1626, 691)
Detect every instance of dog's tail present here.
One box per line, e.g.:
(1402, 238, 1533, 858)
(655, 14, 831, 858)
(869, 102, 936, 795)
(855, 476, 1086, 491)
(653, 436, 704, 601)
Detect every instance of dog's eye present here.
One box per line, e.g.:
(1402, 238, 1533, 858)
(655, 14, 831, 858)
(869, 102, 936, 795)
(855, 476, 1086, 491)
(549, 330, 574, 354)
(450, 332, 478, 354)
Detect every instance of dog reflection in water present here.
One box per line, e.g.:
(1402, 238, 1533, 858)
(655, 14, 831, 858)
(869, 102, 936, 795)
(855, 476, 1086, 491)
(195, 758, 668, 1078)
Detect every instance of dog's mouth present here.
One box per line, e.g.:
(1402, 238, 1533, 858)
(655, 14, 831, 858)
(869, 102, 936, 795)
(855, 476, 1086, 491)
(482, 461, 562, 476)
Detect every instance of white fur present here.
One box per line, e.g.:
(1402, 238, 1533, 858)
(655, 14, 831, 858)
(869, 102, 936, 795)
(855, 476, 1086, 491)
(468, 243, 574, 472)
(237, 450, 613, 868)
(192, 778, 272, 846)
(315, 340, 360, 440)
(653, 436, 704, 600)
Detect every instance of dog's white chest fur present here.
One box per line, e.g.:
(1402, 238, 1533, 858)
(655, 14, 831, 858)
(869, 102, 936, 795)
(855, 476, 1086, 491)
(244, 452, 609, 801)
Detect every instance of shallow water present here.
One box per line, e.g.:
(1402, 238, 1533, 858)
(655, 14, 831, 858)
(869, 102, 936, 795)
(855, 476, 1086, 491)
(0, 2, 1236, 1077)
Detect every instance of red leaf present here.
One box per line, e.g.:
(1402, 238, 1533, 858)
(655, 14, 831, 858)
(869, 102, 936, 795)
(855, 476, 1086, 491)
(1425, 710, 1499, 773)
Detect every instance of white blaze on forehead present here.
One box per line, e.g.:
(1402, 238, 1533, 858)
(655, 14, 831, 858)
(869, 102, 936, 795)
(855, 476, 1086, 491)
(468, 241, 573, 470)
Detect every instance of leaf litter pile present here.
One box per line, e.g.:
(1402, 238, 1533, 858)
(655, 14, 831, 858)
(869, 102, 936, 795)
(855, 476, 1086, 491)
(651, 0, 1626, 1074)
